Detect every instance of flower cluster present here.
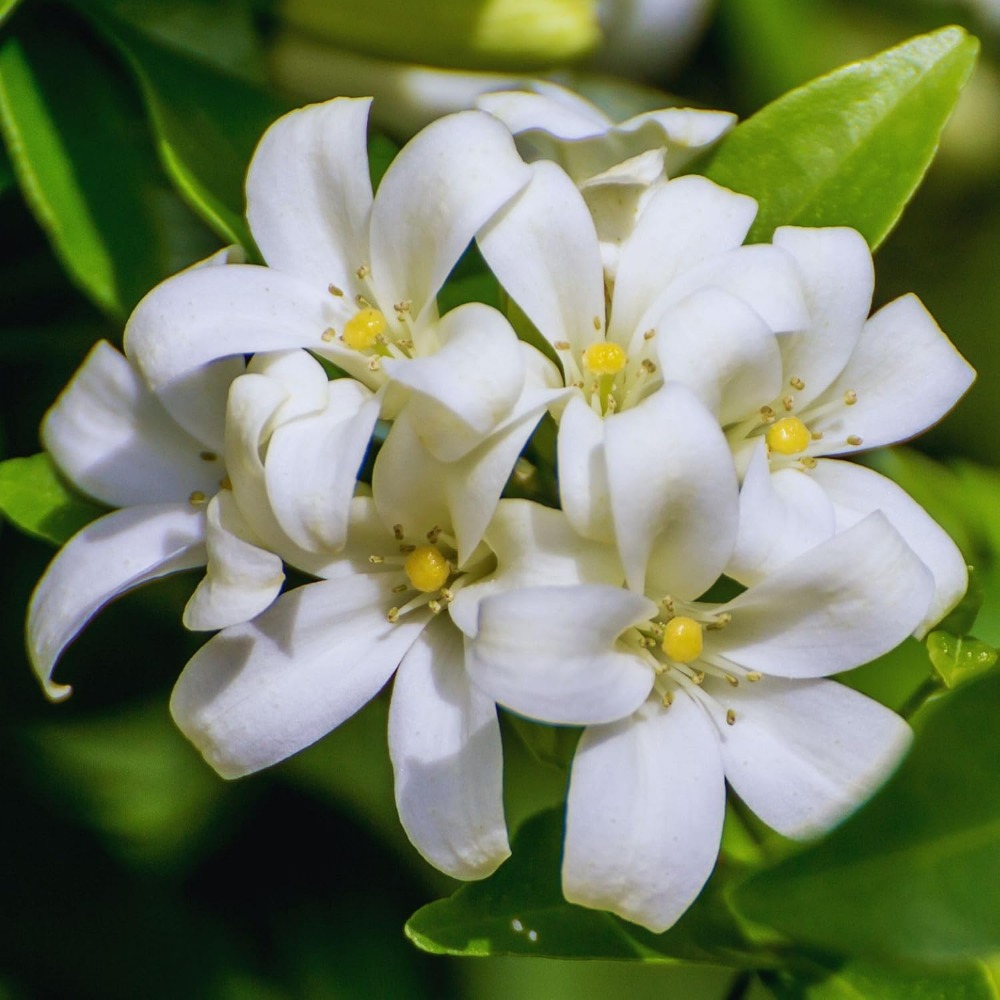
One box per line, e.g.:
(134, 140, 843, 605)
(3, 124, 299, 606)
(29, 86, 975, 932)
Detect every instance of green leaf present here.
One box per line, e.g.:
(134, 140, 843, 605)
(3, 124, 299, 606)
(406, 807, 766, 966)
(0, 16, 217, 317)
(927, 630, 998, 689)
(82, 11, 287, 248)
(732, 667, 1000, 962)
(0, 453, 104, 545)
(0, 0, 22, 29)
(701, 26, 979, 247)
(764, 957, 997, 1000)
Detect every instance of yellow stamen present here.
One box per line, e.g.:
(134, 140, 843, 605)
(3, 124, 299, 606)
(582, 341, 627, 376)
(343, 307, 387, 351)
(403, 545, 451, 593)
(661, 616, 704, 664)
(766, 416, 812, 456)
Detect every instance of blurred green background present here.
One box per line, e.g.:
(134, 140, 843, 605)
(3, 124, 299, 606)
(0, 0, 998, 996)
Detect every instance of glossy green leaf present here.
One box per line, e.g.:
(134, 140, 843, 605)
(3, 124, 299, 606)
(84, 12, 287, 248)
(406, 807, 766, 966)
(733, 667, 1000, 962)
(701, 26, 979, 247)
(927, 630, 998, 689)
(0, 18, 214, 316)
(763, 957, 997, 1000)
(0, 0, 22, 29)
(0, 453, 104, 545)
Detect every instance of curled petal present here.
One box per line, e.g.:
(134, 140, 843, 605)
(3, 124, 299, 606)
(556, 394, 614, 543)
(466, 584, 656, 725)
(563, 693, 726, 932)
(183, 491, 285, 632)
(28, 504, 207, 701)
(246, 97, 373, 290)
(718, 676, 912, 838)
(42, 341, 223, 507)
(171, 575, 430, 778)
(389, 617, 509, 880)
(713, 513, 935, 678)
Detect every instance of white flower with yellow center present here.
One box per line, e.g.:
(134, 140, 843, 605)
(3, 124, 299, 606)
(124, 96, 554, 559)
(169, 496, 622, 880)
(465, 513, 935, 932)
(478, 161, 808, 595)
(714, 226, 976, 635)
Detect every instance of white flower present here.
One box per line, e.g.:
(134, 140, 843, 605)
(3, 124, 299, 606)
(170, 497, 621, 880)
(124, 97, 548, 558)
(478, 161, 808, 595)
(720, 226, 976, 635)
(476, 80, 735, 275)
(465, 513, 935, 931)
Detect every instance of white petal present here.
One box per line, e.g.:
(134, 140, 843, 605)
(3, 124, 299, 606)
(389, 617, 509, 880)
(153, 357, 247, 455)
(170, 575, 430, 778)
(556, 394, 614, 543)
(562, 693, 726, 933)
(807, 294, 975, 452)
(448, 499, 624, 636)
(718, 676, 912, 838)
(476, 86, 611, 142)
(712, 513, 935, 678)
(649, 288, 783, 425)
(28, 504, 207, 701)
(124, 264, 344, 394)
(477, 160, 605, 356)
(610, 176, 757, 344)
(246, 97, 373, 290)
(810, 459, 969, 637)
(265, 378, 380, 552)
(607, 385, 739, 597)
(42, 341, 223, 507)
(383, 303, 525, 462)
(182, 491, 285, 631)
(727, 441, 836, 586)
(466, 584, 656, 725)
(772, 227, 873, 407)
(369, 110, 531, 321)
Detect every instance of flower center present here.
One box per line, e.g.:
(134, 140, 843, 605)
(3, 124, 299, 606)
(660, 616, 703, 663)
(342, 307, 388, 351)
(765, 415, 811, 456)
(582, 341, 627, 376)
(404, 545, 452, 593)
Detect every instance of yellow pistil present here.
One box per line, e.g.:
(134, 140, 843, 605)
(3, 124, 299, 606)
(582, 341, 627, 376)
(342, 307, 387, 351)
(661, 616, 704, 664)
(403, 545, 451, 593)
(765, 415, 811, 456)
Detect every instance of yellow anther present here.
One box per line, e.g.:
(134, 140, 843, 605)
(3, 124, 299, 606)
(188, 491, 207, 506)
(219, 476, 232, 491)
(592, 315, 602, 331)
(582, 341, 627, 376)
(726, 709, 737, 726)
(766, 416, 812, 456)
(403, 545, 451, 593)
(846, 434, 863, 446)
(789, 376, 805, 390)
(782, 395, 795, 412)
(387, 607, 400, 623)
(343, 308, 387, 351)
(328, 283, 344, 297)
(356, 264, 370, 279)
(747, 671, 763, 682)
(661, 616, 704, 664)
(321, 328, 336, 343)
(643, 328, 656, 340)
(393, 524, 405, 540)
(553, 340, 571, 350)
(199, 450, 217, 462)
(844, 389, 858, 406)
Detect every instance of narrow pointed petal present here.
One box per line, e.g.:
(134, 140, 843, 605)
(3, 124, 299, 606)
(713, 513, 935, 678)
(649, 288, 783, 424)
(183, 492, 285, 631)
(611, 177, 757, 344)
(563, 694, 726, 933)
(719, 676, 912, 838)
(810, 459, 968, 637)
(607, 385, 739, 597)
(389, 617, 509, 880)
(477, 160, 605, 355)
(369, 110, 531, 320)
(28, 504, 207, 701)
(557, 394, 614, 543)
(246, 97, 373, 290)
(171, 576, 430, 778)
(727, 441, 836, 586)
(448, 499, 623, 636)
(42, 341, 224, 507)
(265, 379, 380, 553)
(124, 265, 344, 394)
(466, 584, 656, 725)
(772, 227, 873, 408)
(808, 294, 975, 452)
(382, 303, 525, 462)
